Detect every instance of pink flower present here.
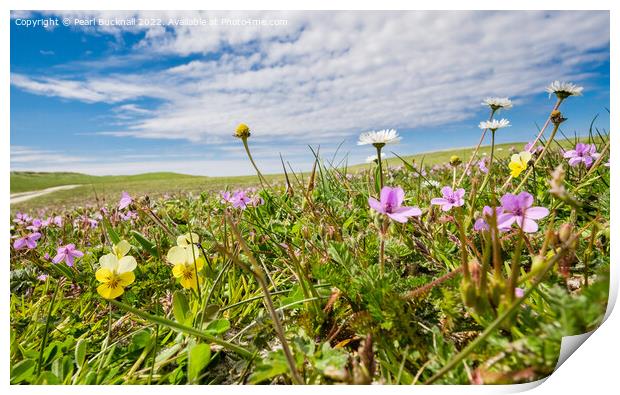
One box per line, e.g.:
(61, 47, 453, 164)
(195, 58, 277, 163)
(515, 287, 525, 298)
(473, 206, 508, 232)
(13, 232, 41, 250)
(563, 143, 601, 168)
(478, 158, 489, 174)
(368, 186, 422, 223)
(52, 244, 84, 267)
(431, 186, 465, 212)
(13, 212, 32, 225)
(232, 190, 252, 209)
(26, 218, 44, 231)
(497, 192, 549, 233)
(118, 191, 133, 210)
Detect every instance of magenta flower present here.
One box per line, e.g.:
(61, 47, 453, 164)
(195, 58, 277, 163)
(13, 212, 32, 225)
(563, 143, 601, 168)
(220, 191, 234, 204)
(368, 186, 422, 223)
(232, 190, 252, 209)
(52, 244, 84, 267)
(431, 186, 465, 212)
(13, 232, 41, 250)
(118, 191, 133, 210)
(478, 158, 489, 174)
(473, 206, 508, 232)
(497, 192, 549, 233)
(37, 274, 49, 282)
(27, 218, 44, 231)
(515, 287, 525, 298)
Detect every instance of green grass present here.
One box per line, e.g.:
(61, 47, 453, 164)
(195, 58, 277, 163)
(10, 136, 604, 213)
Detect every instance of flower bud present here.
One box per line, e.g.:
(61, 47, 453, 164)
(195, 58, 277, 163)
(449, 155, 462, 167)
(530, 254, 547, 276)
(558, 223, 573, 243)
(234, 123, 251, 139)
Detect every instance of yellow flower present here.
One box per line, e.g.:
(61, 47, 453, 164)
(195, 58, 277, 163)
(176, 232, 199, 247)
(96, 253, 137, 299)
(167, 245, 205, 290)
(112, 239, 131, 259)
(234, 123, 251, 139)
(509, 151, 532, 178)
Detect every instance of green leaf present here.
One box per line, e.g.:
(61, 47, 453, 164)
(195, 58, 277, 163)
(248, 350, 289, 384)
(131, 230, 160, 258)
(75, 339, 87, 369)
(35, 371, 61, 385)
(374, 164, 381, 195)
(206, 319, 230, 335)
(50, 263, 75, 281)
(172, 291, 191, 325)
(187, 343, 211, 383)
(10, 359, 36, 384)
(102, 217, 121, 245)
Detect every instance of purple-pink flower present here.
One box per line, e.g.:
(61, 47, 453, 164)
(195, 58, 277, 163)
(478, 158, 489, 174)
(563, 143, 601, 168)
(497, 192, 549, 233)
(13, 232, 41, 250)
(52, 244, 84, 267)
(431, 186, 465, 212)
(232, 190, 252, 209)
(473, 206, 509, 232)
(368, 186, 422, 223)
(13, 212, 32, 225)
(118, 191, 133, 210)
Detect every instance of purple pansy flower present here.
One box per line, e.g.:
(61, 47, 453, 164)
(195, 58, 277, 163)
(368, 186, 422, 223)
(118, 191, 133, 210)
(13, 232, 41, 250)
(563, 143, 601, 168)
(52, 244, 84, 267)
(497, 192, 549, 233)
(431, 186, 465, 212)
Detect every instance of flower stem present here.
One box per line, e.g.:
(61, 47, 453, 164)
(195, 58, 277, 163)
(376, 145, 384, 190)
(109, 300, 253, 359)
(242, 137, 270, 189)
(458, 108, 495, 186)
(425, 230, 583, 384)
(36, 279, 61, 376)
(478, 129, 497, 194)
(456, 208, 470, 281)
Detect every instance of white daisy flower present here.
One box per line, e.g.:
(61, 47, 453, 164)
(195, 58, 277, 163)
(365, 154, 378, 163)
(357, 129, 401, 146)
(423, 179, 440, 189)
(545, 81, 583, 99)
(478, 118, 511, 131)
(481, 97, 513, 111)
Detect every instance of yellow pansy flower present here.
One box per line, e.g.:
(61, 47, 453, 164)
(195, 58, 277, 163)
(508, 151, 532, 178)
(96, 253, 137, 299)
(167, 244, 205, 290)
(112, 239, 131, 259)
(176, 232, 199, 247)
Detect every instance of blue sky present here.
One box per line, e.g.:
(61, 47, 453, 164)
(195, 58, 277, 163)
(10, 10, 610, 176)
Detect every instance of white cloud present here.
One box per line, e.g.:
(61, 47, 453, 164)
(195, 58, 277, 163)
(10, 146, 88, 164)
(11, 11, 609, 147)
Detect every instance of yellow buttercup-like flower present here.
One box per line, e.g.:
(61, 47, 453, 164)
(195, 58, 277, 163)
(96, 253, 137, 299)
(234, 123, 251, 139)
(167, 244, 205, 290)
(509, 151, 532, 178)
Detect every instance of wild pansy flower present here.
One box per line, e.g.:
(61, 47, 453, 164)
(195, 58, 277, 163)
(368, 186, 422, 223)
(52, 244, 84, 266)
(563, 143, 601, 168)
(118, 191, 133, 210)
(167, 233, 205, 290)
(478, 119, 510, 132)
(431, 187, 465, 212)
(481, 97, 513, 112)
(357, 129, 401, 147)
(13, 232, 41, 250)
(96, 251, 137, 299)
(545, 80, 583, 99)
(112, 239, 132, 259)
(497, 192, 549, 233)
(508, 151, 532, 178)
